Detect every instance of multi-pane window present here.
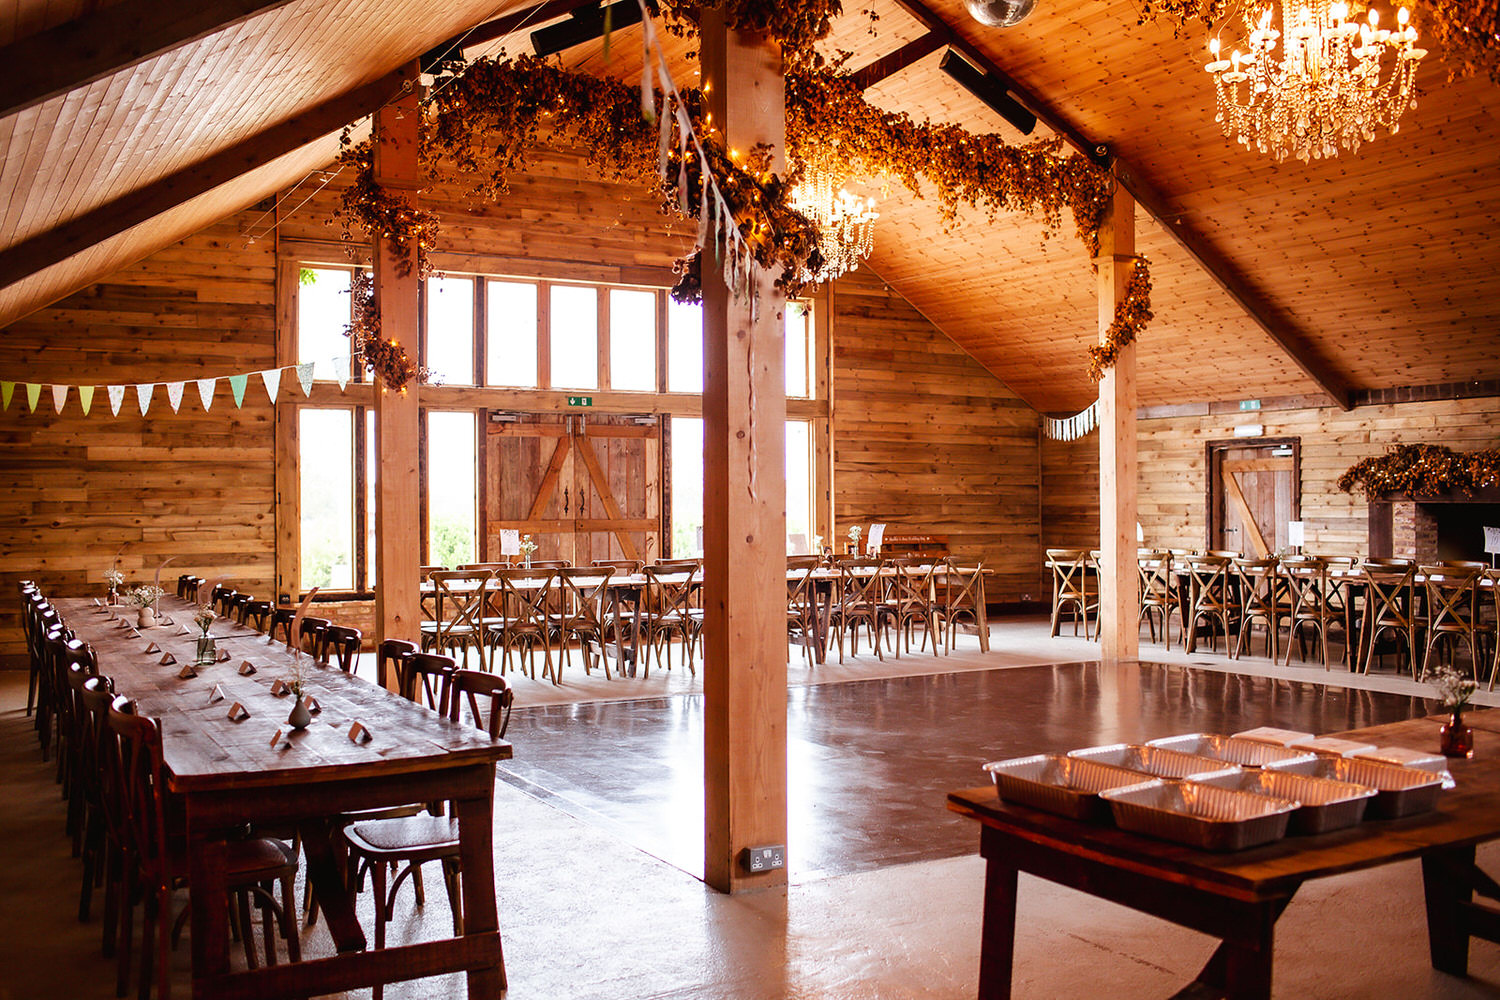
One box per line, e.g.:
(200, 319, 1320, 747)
(487, 280, 539, 388)
(426, 277, 476, 384)
(297, 267, 353, 376)
(669, 417, 816, 557)
(550, 285, 599, 390)
(299, 408, 355, 590)
(610, 289, 657, 392)
(666, 300, 703, 394)
(785, 302, 812, 399)
(427, 411, 478, 567)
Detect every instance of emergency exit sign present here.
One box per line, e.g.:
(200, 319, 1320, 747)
(567, 396, 593, 407)
(1239, 399, 1261, 411)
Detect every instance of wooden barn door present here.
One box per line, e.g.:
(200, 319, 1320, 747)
(1207, 438, 1300, 556)
(485, 413, 660, 566)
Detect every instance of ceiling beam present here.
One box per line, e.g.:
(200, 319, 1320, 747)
(0, 0, 298, 120)
(0, 69, 410, 293)
(849, 33, 946, 91)
(425, 0, 604, 63)
(889, 0, 1354, 409)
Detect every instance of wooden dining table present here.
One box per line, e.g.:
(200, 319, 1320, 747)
(57, 596, 512, 1000)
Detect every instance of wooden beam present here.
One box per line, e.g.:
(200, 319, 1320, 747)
(0, 0, 297, 119)
(699, 9, 789, 895)
(849, 33, 946, 91)
(371, 65, 423, 684)
(1097, 181, 1139, 663)
(0, 69, 409, 292)
(427, 0, 602, 60)
(889, 0, 1355, 410)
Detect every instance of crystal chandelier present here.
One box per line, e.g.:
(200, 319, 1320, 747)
(1204, 1, 1427, 163)
(791, 166, 879, 282)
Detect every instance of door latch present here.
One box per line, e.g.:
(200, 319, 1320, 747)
(563, 487, 569, 515)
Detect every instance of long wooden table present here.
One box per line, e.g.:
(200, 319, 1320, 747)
(948, 713, 1500, 999)
(58, 596, 512, 1000)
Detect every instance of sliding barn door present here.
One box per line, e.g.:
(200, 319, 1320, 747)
(485, 413, 661, 565)
(1208, 439, 1300, 556)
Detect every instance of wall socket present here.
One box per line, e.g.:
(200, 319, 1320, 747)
(741, 845, 785, 873)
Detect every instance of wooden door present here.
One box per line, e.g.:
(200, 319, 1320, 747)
(1207, 439, 1300, 556)
(485, 413, 660, 565)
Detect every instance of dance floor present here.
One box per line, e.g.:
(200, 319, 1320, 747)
(498, 660, 1429, 881)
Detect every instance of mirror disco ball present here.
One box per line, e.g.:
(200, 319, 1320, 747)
(965, 0, 1036, 27)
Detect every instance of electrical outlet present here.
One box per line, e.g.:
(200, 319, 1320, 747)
(741, 845, 785, 873)
(1022, 593, 1032, 601)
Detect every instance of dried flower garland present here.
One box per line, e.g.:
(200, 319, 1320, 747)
(1336, 444, 1500, 499)
(657, 0, 845, 70)
(332, 134, 439, 281)
(345, 270, 430, 391)
(1086, 258, 1154, 381)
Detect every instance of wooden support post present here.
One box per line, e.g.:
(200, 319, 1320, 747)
(699, 11, 789, 893)
(1097, 181, 1139, 662)
(372, 67, 422, 685)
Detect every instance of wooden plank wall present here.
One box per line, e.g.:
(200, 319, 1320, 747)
(1041, 397, 1500, 557)
(0, 213, 278, 661)
(831, 269, 1042, 603)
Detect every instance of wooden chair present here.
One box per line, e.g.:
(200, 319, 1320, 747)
(182, 577, 203, 603)
(486, 569, 556, 681)
(212, 587, 237, 617)
(1231, 557, 1281, 661)
(1422, 564, 1483, 678)
(75, 673, 116, 926)
(340, 669, 511, 999)
(641, 563, 704, 675)
(936, 560, 985, 653)
(1137, 551, 1176, 648)
(228, 592, 254, 624)
(1184, 555, 1237, 655)
(786, 556, 824, 666)
(298, 616, 331, 659)
(552, 567, 614, 679)
(422, 570, 488, 669)
(1359, 561, 1419, 676)
(377, 638, 418, 692)
(401, 652, 456, 710)
(829, 559, 890, 662)
(888, 557, 941, 657)
(317, 625, 362, 673)
(1487, 570, 1500, 691)
(270, 606, 297, 646)
(241, 599, 273, 632)
(1045, 549, 1097, 639)
(1282, 557, 1347, 669)
(595, 558, 643, 575)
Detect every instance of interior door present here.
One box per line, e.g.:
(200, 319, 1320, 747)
(1208, 439, 1300, 556)
(485, 413, 661, 565)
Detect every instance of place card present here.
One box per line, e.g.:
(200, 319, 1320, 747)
(238, 661, 257, 676)
(216, 648, 231, 663)
(226, 702, 249, 722)
(303, 696, 321, 715)
(347, 721, 372, 744)
(269, 679, 289, 696)
(208, 684, 225, 704)
(176, 626, 191, 636)
(158, 652, 177, 666)
(115, 619, 130, 630)
(160, 616, 174, 626)
(143, 641, 161, 654)
(175, 663, 196, 680)
(92, 598, 103, 608)
(269, 728, 290, 749)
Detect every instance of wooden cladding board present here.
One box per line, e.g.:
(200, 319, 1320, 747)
(831, 267, 1041, 603)
(1042, 396, 1500, 558)
(0, 213, 277, 661)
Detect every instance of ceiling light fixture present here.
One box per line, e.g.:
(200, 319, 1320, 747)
(791, 165, 879, 283)
(1204, 1, 1427, 163)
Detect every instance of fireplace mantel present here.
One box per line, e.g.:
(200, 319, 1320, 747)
(1368, 486, 1500, 559)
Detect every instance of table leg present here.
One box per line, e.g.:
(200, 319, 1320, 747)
(1423, 846, 1476, 976)
(186, 813, 231, 1000)
(976, 854, 1018, 1000)
(299, 818, 367, 953)
(455, 785, 507, 996)
(1189, 895, 1286, 1000)
(813, 579, 832, 665)
(974, 573, 990, 653)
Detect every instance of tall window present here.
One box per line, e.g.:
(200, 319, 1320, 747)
(487, 280, 538, 387)
(786, 302, 812, 398)
(667, 299, 702, 393)
(550, 285, 598, 390)
(300, 409, 355, 589)
(786, 421, 813, 551)
(427, 411, 477, 567)
(297, 267, 352, 376)
(669, 417, 816, 557)
(610, 289, 657, 392)
(427, 277, 475, 384)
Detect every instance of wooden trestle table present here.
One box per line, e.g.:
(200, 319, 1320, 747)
(57, 596, 512, 1000)
(948, 712, 1500, 1000)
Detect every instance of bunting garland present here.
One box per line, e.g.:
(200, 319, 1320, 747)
(50, 384, 67, 413)
(1043, 400, 1099, 441)
(1, 382, 12, 410)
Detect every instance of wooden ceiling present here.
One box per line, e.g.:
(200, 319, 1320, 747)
(1, 0, 1497, 414)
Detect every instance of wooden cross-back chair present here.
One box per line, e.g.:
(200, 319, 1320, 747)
(552, 567, 615, 679)
(1184, 555, 1237, 655)
(786, 556, 824, 666)
(937, 560, 984, 653)
(1231, 557, 1282, 661)
(422, 570, 489, 669)
(76, 674, 116, 930)
(1360, 561, 1419, 676)
(1487, 569, 1500, 691)
(888, 557, 941, 657)
(1422, 564, 1483, 677)
(1045, 549, 1097, 640)
(1281, 557, 1346, 669)
(1137, 551, 1176, 648)
(486, 569, 556, 682)
(642, 563, 704, 676)
(830, 559, 890, 662)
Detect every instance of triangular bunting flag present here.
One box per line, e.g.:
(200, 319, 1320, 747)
(165, 381, 185, 413)
(51, 384, 67, 413)
(335, 357, 351, 391)
(135, 384, 153, 416)
(228, 374, 248, 408)
(196, 378, 216, 411)
(78, 386, 94, 415)
(2, 381, 13, 411)
(107, 385, 125, 416)
(296, 362, 316, 397)
(26, 383, 41, 412)
(260, 368, 282, 403)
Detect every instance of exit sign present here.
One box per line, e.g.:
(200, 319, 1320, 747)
(567, 395, 593, 407)
(1239, 399, 1261, 411)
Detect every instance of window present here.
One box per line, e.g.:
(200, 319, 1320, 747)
(299, 408, 355, 590)
(667, 300, 702, 393)
(297, 267, 352, 376)
(550, 285, 598, 390)
(427, 411, 477, 567)
(364, 410, 375, 591)
(786, 421, 813, 551)
(610, 289, 657, 392)
(427, 277, 475, 385)
(487, 280, 538, 387)
(786, 301, 813, 399)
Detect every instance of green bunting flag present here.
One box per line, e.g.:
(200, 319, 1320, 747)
(228, 373, 248, 408)
(26, 383, 40, 412)
(1, 382, 13, 411)
(78, 386, 94, 415)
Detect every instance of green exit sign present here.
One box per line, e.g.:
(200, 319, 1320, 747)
(1239, 399, 1261, 411)
(567, 395, 593, 407)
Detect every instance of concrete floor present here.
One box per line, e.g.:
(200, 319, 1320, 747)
(3, 618, 1499, 999)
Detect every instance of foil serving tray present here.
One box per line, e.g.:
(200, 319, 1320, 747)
(1147, 733, 1319, 768)
(1353, 746, 1456, 789)
(1100, 780, 1296, 851)
(1289, 736, 1379, 758)
(1192, 769, 1376, 835)
(1231, 726, 1316, 748)
(984, 754, 1152, 822)
(1265, 755, 1444, 818)
(1067, 743, 1242, 781)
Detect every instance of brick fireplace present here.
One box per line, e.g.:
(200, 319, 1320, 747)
(1369, 488, 1500, 562)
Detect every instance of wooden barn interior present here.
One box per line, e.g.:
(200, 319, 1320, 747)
(3, 1, 1500, 998)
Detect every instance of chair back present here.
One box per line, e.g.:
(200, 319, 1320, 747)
(402, 652, 456, 710)
(837, 559, 888, 615)
(1282, 556, 1332, 616)
(106, 698, 171, 886)
(1422, 564, 1480, 634)
(377, 638, 419, 692)
(651, 559, 701, 574)
(212, 587, 237, 616)
(319, 625, 363, 672)
(441, 669, 515, 739)
(940, 561, 985, 624)
(554, 567, 612, 638)
(1232, 557, 1279, 616)
(458, 563, 509, 572)
(427, 570, 490, 649)
(644, 563, 701, 627)
(492, 568, 556, 638)
(595, 558, 643, 575)
(298, 615, 331, 657)
(1046, 549, 1092, 601)
(786, 556, 822, 610)
(1361, 561, 1416, 630)
(1204, 549, 1242, 559)
(242, 599, 273, 631)
(1138, 551, 1174, 604)
(887, 557, 937, 614)
(1185, 555, 1233, 611)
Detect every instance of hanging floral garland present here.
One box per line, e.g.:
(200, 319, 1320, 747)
(344, 270, 431, 391)
(1086, 259, 1154, 381)
(656, 0, 847, 70)
(1337, 444, 1500, 499)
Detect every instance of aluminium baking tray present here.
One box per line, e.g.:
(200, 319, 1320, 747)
(1231, 726, 1316, 748)
(1264, 755, 1444, 818)
(1099, 780, 1296, 851)
(1288, 736, 1379, 758)
(1353, 746, 1456, 789)
(1067, 743, 1242, 781)
(984, 754, 1154, 822)
(1192, 769, 1376, 835)
(1147, 733, 1319, 768)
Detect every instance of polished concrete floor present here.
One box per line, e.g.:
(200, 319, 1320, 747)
(3, 619, 1499, 1000)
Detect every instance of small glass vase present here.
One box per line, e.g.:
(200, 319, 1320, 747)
(107, 585, 118, 606)
(1440, 708, 1474, 760)
(195, 633, 217, 666)
(287, 695, 312, 731)
(523, 553, 532, 572)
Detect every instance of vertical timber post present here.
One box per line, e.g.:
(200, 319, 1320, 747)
(1097, 180, 1139, 663)
(699, 10, 789, 893)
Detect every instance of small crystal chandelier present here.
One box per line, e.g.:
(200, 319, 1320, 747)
(791, 166, 879, 282)
(1204, 1, 1427, 163)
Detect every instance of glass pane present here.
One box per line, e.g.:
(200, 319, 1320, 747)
(667, 299, 702, 393)
(365, 410, 376, 591)
(297, 267, 351, 378)
(786, 421, 813, 553)
(671, 417, 703, 557)
(427, 411, 477, 568)
(300, 409, 354, 591)
(426, 277, 475, 385)
(786, 301, 811, 398)
(550, 285, 598, 390)
(487, 280, 538, 388)
(610, 289, 656, 391)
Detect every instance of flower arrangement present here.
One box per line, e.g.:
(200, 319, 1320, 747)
(1336, 444, 1500, 499)
(519, 535, 538, 558)
(125, 585, 165, 608)
(105, 568, 125, 589)
(1424, 664, 1478, 711)
(193, 607, 216, 635)
(847, 524, 862, 546)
